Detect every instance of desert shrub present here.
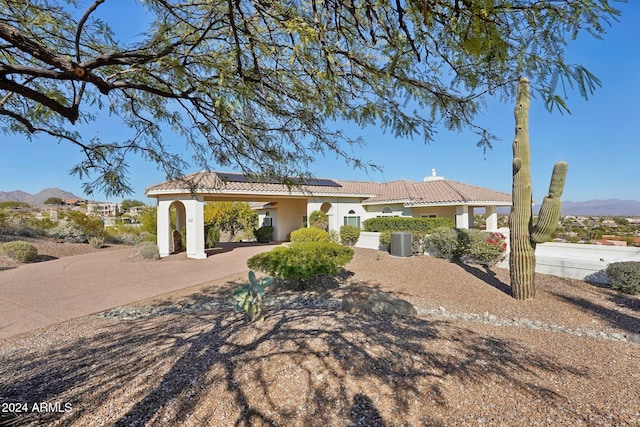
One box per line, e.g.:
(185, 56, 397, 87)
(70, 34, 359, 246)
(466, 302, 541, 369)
(411, 231, 428, 255)
(379, 230, 392, 250)
(65, 211, 106, 238)
(48, 222, 88, 243)
(247, 242, 354, 283)
(290, 227, 329, 244)
(606, 262, 640, 295)
(89, 236, 105, 249)
(308, 210, 328, 230)
(340, 225, 360, 246)
(363, 217, 454, 233)
(425, 227, 461, 261)
(459, 230, 507, 266)
(254, 226, 273, 243)
(136, 242, 160, 260)
(426, 228, 507, 266)
(205, 226, 221, 248)
(328, 229, 340, 243)
(0, 241, 38, 263)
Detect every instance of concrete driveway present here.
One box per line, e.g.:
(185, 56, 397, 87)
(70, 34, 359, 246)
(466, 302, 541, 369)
(0, 242, 277, 339)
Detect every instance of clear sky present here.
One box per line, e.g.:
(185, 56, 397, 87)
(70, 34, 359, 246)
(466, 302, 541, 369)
(1, 1, 638, 205)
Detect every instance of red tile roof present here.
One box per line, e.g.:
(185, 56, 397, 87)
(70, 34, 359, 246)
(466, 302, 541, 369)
(146, 171, 511, 206)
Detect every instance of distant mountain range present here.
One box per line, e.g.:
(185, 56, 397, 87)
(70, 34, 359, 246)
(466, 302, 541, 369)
(0, 188, 81, 205)
(539, 199, 640, 216)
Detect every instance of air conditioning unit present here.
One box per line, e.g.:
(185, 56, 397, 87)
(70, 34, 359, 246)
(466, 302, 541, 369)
(390, 232, 412, 257)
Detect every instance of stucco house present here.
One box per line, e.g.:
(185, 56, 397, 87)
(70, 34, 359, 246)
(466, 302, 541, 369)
(145, 170, 511, 259)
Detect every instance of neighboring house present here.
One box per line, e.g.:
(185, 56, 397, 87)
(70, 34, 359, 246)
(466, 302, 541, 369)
(62, 198, 88, 206)
(146, 170, 512, 259)
(87, 202, 122, 217)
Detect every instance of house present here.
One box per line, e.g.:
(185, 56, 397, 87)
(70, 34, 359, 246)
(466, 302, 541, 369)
(145, 170, 512, 259)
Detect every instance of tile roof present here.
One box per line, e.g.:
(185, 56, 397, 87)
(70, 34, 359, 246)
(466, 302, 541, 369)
(146, 171, 511, 205)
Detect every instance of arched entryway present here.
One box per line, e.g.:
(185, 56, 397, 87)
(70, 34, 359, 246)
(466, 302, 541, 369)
(156, 196, 206, 259)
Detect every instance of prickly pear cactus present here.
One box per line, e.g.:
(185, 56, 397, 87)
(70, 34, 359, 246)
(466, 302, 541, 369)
(509, 78, 568, 300)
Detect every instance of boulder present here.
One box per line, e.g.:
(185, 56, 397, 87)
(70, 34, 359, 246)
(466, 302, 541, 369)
(342, 285, 417, 317)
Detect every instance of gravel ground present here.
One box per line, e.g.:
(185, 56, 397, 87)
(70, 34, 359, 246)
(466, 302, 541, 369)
(1, 241, 639, 426)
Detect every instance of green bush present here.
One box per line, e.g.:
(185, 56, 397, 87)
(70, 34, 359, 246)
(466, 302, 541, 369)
(340, 225, 360, 246)
(425, 227, 460, 261)
(363, 217, 454, 233)
(459, 229, 507, 266)
(290, 227, 329, 244)
(606, 262, 640, 295)
(379, 230, 392, 250)
(65, 211, 106, 238)
(0, 241, 38, 263)
(136, 242, 160, 260)
(247, 242, 354, 283)
(205, 226, 221, 248)
(425, 228, 507, 266)
(308, 210, 328, 230)
(254, 226, 273, 243)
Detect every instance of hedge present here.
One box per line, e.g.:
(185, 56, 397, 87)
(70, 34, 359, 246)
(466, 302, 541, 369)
(363, 217, 454, 233)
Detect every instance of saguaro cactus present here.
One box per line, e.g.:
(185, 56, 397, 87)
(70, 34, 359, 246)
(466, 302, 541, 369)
(509, 78, 568, 300)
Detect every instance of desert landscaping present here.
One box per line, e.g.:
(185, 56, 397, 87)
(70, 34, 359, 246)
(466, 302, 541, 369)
(1, 238, 639, 426)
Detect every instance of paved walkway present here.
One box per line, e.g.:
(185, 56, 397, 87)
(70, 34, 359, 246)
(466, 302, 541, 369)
(0, 243, 277, 340)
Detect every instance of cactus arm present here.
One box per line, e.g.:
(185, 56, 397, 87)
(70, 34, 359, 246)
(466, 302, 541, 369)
(531, 161, 568, 244)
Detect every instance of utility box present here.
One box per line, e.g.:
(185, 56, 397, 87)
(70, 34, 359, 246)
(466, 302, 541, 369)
(390, 232, 412, 257)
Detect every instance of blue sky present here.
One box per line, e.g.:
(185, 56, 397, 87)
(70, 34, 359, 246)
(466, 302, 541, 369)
(1, 1, 638, 204)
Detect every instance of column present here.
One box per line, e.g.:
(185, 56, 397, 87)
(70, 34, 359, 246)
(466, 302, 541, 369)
(485, 206, 498, 231)
(184, 197, 206, 259)
(156, 199, 172, 257)
(455, 205, 469, 229)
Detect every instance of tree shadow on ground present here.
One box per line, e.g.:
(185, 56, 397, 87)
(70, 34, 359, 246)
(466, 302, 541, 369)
(549, 291, 640, 335)
(456, 262, 512, 295)
(1, 280, 599, 426)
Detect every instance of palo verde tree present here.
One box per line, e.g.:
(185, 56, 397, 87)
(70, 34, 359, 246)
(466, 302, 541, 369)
(204, 202, 258, 241)
(0, 0, 622, 196)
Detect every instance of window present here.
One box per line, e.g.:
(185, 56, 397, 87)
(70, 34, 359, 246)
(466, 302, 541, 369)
(382, 206, 392, 214)
(262, 211, 272, 227)
(344, 209, 361, 228)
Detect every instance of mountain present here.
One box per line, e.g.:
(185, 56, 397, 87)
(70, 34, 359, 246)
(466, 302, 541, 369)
(0, 188, 81, 205)
(532, 199, 640, 216)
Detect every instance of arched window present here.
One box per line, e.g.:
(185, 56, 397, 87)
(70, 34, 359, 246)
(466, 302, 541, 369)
(382, 207, 392, 214)
(344, 209, 360, 228)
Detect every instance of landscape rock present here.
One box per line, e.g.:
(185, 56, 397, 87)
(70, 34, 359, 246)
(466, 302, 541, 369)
(342, 285, 417, 317)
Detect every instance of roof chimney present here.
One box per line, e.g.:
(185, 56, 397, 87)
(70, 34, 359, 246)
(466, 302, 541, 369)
(423, 168, 444, 182)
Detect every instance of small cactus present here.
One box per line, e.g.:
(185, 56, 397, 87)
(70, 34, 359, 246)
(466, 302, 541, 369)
(233, 271, 273, 322)
(509, 78, 567, 300)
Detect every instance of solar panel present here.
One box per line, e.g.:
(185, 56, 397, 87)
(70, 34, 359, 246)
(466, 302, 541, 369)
(216, 172, 341, 187)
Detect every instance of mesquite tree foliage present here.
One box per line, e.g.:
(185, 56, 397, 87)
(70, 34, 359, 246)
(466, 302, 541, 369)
(0, 0, 621, 196)
(509, 77, 567, 300)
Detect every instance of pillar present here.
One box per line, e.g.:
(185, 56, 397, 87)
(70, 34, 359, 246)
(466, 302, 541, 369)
(455, 205, 469, 229)
(485, 206, 498, 231)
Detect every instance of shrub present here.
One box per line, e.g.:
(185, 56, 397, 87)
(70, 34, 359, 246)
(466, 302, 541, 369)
(308, 210, 328, 230)
(48, 222, 88, 243)
(254, 226, 273, 243)
(340, 225, 360, 246)
(89, 236, 105, 249)
(247, 242, 354, 283)
(426, 228, 507, 266)
(0, 241, 38, 263)
(65, 211, 106, 238)
(328, 229, 340, 243)
(136, 242, 160, 260)
(363, 217, 454, 233)
(205, 226, 221, 248)
(606, 262, 640, 295)
(459, 229, 507, 266)
(290, 227, 329, 245)
(425, 227, 460, 261)
(379, 230, 392, 250)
